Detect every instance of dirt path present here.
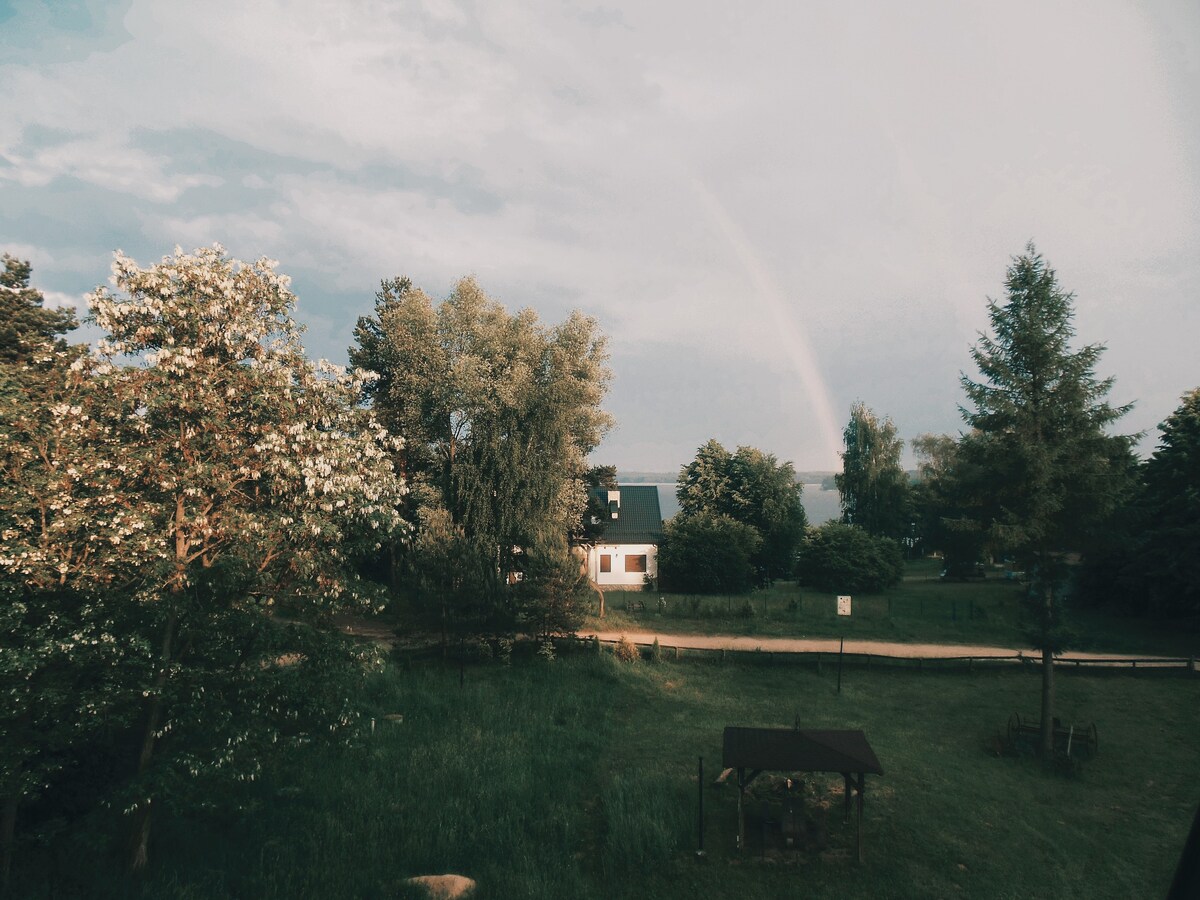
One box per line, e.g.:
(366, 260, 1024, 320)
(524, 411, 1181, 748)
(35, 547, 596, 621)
(582, 630, 1179, 662)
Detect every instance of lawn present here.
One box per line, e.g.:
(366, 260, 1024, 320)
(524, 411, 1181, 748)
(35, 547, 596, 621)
(591, 560, 1200, 658)
(13, 652, 1199, 899)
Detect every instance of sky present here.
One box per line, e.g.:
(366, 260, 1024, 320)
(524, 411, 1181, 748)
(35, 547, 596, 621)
(2, 0, 1198, 473)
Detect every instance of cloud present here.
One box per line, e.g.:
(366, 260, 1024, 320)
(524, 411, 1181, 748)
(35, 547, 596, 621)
(0, 0, 1197, 469)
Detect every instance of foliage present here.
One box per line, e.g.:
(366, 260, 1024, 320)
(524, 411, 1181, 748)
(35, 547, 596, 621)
(0, 254, 77, 368)
(795, 522, 904, 593)
(657, 513, 762, 594)
(958, 243, 1134, 754)
(835, 401, 910, 540)
(1132, 388, 1200, 617)
(613, 635, 640, 663)
(909, 433, 986, 574)
(0, 265, 94, 886)
(350, 275, 612, 619)
(0, 246, 406, 871)
(676, 439, 806, 579)
(513, 540, 592, 639)
(573, 464, 618, 543)
(408, 502, 493, 643)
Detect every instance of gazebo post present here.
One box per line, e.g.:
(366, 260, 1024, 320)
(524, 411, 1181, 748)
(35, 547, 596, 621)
(843, 772, 852, 823)
(856, 772, 866, 863)
(736, 767, 746, 851)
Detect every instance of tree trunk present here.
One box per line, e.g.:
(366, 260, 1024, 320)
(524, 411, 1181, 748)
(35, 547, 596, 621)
(1040, 644, 1056, 759)
(128, 612, 177, 873)
(1, 791, 18, 893)
(1039, 583, 1056, 760)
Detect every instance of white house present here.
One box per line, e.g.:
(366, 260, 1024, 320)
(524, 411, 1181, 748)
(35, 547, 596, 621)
(581, 485, 664, 588)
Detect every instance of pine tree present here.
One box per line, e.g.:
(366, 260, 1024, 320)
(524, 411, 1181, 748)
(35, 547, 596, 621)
(1139, 388, 1200, 616)
(960, 243, 1133, 758)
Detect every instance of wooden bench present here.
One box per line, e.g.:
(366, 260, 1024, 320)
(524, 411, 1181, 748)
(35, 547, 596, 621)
(626, 599, 646, 613)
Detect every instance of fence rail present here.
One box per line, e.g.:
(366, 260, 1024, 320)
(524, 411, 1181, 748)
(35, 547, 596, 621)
(572, 637, 1198, 673)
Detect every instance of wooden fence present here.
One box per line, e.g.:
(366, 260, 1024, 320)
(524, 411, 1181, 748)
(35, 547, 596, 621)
(568, 637, 1198, 673)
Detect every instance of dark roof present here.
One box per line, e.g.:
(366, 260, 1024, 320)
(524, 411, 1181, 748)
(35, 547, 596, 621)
(588, 484, 663, 544)
(722, 727, 883, 775)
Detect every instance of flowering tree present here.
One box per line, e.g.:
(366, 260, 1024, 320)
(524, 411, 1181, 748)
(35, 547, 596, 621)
(0, 246, 407, 872)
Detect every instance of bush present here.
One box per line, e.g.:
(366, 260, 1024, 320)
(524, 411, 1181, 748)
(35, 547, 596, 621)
(613, 635, 640, 663)
(796, 523, 904, 593)
(657, 514, 762, 594)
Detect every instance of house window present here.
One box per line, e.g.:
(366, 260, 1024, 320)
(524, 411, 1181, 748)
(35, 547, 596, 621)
(625, 554, 648, 574)
(600, 554, 611, 573)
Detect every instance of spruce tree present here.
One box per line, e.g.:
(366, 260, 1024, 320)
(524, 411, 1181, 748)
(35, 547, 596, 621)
(960, 243, 1133, 758)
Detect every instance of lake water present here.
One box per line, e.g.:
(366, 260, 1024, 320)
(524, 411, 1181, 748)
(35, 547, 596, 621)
(652, 483, 841, 526)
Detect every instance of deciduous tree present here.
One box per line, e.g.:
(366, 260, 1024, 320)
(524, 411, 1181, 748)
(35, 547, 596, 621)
(676, 440, 806, 580)
(658, 514, 762, 595)
(959, 243, 1133, 757)
(795, 522, 903, 594)
(1, 246, 407, 872)
(835, 402, 910, 541)
(350, 275, 612, 627)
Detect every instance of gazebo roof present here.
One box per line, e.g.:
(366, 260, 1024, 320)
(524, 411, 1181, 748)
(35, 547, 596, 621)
(722, 726, 884, 775)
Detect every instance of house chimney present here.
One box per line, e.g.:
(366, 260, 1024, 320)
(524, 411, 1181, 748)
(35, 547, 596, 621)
(607, 490, 620, 519)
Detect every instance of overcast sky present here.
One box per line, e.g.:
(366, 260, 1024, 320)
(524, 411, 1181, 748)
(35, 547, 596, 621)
(3, 0, 1197, 473)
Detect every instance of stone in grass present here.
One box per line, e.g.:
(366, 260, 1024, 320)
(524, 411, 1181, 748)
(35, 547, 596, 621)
(404, 874, 476, 899)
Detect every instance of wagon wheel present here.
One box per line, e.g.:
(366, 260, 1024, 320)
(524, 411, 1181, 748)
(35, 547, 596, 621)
(1088, 722, 1098, 757)
(1007, 713, 1021, 743)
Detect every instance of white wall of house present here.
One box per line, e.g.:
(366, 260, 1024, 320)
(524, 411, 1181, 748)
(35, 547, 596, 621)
(586, 543, 658, 587)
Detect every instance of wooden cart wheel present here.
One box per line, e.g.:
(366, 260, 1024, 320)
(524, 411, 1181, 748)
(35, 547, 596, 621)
(1089, 722, 1098, 756)
(1007, 713, 1020, 743)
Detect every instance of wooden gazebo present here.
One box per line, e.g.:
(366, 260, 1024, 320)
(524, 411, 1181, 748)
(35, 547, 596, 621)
(722, 726, 884, 862)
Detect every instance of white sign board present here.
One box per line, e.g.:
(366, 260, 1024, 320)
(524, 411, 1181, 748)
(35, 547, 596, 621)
(837, 595, 852, 616)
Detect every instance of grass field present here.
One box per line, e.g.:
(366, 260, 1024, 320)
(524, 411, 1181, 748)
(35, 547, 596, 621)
(592, 560, 1200, 658)
(14, 652, 1199, 899)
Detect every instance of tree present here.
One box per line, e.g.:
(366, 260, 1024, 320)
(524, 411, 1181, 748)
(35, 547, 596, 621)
(1136, 388, 1200, 616)
(0, 254, 77, 368)
(835, 402, 910, 540)
(657, 514, 762, 595)
(676, 440, 807, 580)
(1, 246, 407, 872)
(0, 257, 90, 888)
(513, 538, 592, 641)
(795, 523, 904, 594)
(959, 243, 1133, 758)
(909, 433, 986, 574)
(350, 275, 612, 628)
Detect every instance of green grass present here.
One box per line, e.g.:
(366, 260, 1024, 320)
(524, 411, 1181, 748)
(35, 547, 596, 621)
(592, 563, 1200, 658)
(12, 654, 1200, 899)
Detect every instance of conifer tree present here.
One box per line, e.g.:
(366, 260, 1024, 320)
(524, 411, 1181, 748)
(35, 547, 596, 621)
(960, 243, 1133, 757)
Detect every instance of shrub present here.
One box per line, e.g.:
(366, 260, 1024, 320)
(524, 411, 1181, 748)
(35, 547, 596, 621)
(737, 600, 756, 619)
(796, 523, 904, 593)
(650, 637, 663, 663)
(657, 514, 762, 594)
(497, 637, 514, 666)
(613, 635, 640, 663)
